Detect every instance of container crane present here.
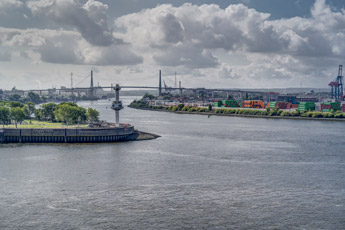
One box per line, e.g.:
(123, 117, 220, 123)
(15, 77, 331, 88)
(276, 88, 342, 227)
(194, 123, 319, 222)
(328, 65, 344, 100)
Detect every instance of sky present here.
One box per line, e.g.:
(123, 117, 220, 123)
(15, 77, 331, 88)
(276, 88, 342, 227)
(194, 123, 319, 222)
(1, 0, 345, 90)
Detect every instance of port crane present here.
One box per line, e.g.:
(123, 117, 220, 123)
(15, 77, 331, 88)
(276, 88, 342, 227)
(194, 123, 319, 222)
(328, 65, 344, 100)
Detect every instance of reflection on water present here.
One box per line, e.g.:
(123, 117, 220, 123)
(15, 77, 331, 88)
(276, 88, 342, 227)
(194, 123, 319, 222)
(0, 97, 344, 229)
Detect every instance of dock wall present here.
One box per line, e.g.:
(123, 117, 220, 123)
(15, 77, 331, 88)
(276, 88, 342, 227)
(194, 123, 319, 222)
(0, 126, 136, 143)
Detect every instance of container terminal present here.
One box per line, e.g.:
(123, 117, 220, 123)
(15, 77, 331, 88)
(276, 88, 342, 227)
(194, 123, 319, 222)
(1, 66, 345, 115)
(143, 65, 345, 114)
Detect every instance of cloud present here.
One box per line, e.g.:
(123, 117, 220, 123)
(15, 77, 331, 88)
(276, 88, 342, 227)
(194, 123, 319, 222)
(0, 51, 11, 62)
(0, 0, 22, 13)
(26, 0, 120, 46)
(0, 27, 143, 66)
(116, 1, 345, 68)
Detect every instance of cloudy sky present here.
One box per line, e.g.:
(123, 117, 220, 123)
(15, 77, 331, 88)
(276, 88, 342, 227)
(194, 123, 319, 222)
(1, 0, 345, 90)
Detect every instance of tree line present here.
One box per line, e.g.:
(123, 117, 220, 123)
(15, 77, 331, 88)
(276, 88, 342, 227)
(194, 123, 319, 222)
(0, 101, 100, 128)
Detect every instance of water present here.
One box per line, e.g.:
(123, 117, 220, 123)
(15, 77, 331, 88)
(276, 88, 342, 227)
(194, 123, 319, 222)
(0, 97, 344, 229)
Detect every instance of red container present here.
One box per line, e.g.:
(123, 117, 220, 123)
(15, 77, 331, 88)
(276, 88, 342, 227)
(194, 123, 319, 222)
(342, 104, 345, 112)
(321, 104, 332, 110)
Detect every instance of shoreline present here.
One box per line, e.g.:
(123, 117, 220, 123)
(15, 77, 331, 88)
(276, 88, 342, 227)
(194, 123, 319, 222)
(128, 106, 345, 122)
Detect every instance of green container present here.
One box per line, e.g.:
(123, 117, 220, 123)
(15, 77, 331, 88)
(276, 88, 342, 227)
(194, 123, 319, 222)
(222, 100, 239, 107)
(213, 101, 222, 107)
(269, 102, 277, 108)
(298, 102, 315, 112)
(322, 102, 340, 111)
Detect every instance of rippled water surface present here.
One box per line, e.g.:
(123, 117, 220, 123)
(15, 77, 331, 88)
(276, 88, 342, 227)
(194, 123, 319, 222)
(1, 97, 345, 229)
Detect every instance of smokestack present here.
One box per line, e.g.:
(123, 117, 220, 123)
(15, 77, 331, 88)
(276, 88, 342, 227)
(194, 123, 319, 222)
(159, 70, 162, 96)
(179, 81, 182, 95)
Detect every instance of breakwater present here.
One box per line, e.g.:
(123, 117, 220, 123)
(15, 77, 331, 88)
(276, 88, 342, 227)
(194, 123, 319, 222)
(0, 126, 138, 143)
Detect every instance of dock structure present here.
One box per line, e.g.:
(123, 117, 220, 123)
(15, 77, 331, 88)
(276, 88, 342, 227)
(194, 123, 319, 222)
(0, 126, 137, 143)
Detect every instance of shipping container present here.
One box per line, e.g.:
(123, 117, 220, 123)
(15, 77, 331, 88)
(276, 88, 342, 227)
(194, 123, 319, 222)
(213, 101, 222, 107)
(298, 102, 315, 112)
(242, 100, 265, 109)
(221, 100, 240, 107)
(321, 102, 340, 112)
(269, 101, 292, 109)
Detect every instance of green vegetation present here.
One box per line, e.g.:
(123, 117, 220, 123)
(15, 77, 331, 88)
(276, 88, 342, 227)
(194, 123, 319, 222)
(4, 120, 88, 129)
(0, 101, 100, 128)
(130, 98, 345, 120)
(10, 107, 26, 128)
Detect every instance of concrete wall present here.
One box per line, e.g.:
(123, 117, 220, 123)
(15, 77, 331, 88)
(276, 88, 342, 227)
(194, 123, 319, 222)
(0, 126, 135, 143)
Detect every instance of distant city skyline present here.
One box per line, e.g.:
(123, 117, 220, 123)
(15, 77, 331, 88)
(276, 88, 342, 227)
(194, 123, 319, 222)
(1, 0, 345, 90)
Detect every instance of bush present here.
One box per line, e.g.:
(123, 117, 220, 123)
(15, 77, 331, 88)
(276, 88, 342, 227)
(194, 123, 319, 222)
(311, 112, 323, 118)
(290, 111, 300, 117)
(280, 111, 291, 116)
(181, 106, 189, 111)
(224, 109, 236, 114)
(261, 111, 268, 116)
(323, 112, 334, 118)
(301, 112, 313, 117)
(334, 113, 345, 118)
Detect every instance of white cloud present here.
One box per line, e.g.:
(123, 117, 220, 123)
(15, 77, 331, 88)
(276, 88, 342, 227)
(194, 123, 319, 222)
(0, 0, 22, 13)
(1, 0, 345, 89)
(0, 27, 143, 66)
(26, 0, 120, 46)
(113, 0, 345, 87)
(0, 51, 11, 62)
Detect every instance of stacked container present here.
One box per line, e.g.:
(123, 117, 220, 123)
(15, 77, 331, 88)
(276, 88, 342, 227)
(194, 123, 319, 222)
(213, 101, 222, 107)
(321, 102, 340, 112)
(269, 101, 293, 109)
(221, 100, 240, 107)
(298, 102, 315, 112)
(242, 100, 265, 109)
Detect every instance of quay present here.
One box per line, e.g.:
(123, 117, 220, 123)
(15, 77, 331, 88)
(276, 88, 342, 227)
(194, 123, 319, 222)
(0, 125, 138, 144)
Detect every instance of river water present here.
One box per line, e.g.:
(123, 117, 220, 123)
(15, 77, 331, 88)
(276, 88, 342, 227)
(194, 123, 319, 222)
(0, 97, 344, 229)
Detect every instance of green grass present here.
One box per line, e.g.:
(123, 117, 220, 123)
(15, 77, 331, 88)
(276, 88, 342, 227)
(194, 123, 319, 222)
(2, 120, 89, 129)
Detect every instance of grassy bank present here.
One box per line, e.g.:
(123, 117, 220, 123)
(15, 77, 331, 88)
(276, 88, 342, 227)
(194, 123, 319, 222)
(129, 100, 345, 121)
(1, 120, 89, 129)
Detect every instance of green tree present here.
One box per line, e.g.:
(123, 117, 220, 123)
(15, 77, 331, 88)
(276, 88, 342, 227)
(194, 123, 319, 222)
(10, 107, 26, 128)
(41, 103, 57, 121)
(27, 92, 41, 104)
(143, 93, 155, 100)
(7, 94, 22, 102)
(25, 102, 36, 118)
(34, 108, 44, 121)
(0, 106, 10, 127)
(54, 104, 87, 125)
(86, 108, 100, 123)
(6, 101, 25, 108)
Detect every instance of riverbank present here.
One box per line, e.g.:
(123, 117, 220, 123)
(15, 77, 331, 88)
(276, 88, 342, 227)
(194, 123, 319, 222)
(129, 106, 345, 122)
